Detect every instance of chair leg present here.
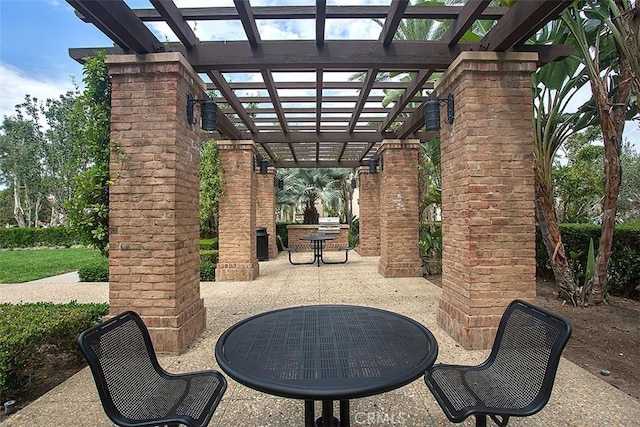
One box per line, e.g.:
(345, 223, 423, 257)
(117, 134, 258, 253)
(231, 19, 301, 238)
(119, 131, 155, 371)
(475, 415, 487, 427)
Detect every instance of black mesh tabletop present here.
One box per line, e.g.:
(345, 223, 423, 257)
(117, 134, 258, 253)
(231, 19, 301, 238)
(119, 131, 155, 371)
(215, 305, 438, 400)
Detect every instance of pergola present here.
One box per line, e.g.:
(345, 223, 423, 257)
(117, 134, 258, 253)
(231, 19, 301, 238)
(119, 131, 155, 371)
(68, 0, 571, 168)
(66, 0, 573, 353)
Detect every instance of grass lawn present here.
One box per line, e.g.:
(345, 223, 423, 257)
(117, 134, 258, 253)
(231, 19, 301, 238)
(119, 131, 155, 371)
(0, 247, 104, 284)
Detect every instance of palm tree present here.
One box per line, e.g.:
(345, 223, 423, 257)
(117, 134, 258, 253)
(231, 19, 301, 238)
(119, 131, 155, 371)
(277, 168, 351, 224)
(561, 0, 639, 303)
(532, 42, 593, 303)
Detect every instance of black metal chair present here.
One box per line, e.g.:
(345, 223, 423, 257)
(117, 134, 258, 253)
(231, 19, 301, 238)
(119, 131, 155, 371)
(78, 311, 227, 427)
(321, 245, 355, 264)
(425, 299, 572, 427)
(277, 235, 297, 258)
(277, 235, 314, 265)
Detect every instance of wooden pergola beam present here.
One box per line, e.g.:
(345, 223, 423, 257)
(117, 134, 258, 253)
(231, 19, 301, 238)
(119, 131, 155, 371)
(150, 0, 197, 49)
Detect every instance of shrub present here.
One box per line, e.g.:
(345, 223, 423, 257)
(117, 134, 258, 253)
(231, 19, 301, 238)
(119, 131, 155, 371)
(0, 301, 109, 402)
(200, 250, 219, 264)
(200, 238, 219, 251)
(200, 261, 216, 281)
(78, 258, 109, 282)
(536, 223, 640, 299)
(349, 216, 359, 247)
(276, 222, 289, 250)
(0, 227, 82, 249)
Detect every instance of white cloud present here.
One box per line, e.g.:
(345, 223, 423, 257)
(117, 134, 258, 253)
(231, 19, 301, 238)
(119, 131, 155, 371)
(0, 64, 76, 120)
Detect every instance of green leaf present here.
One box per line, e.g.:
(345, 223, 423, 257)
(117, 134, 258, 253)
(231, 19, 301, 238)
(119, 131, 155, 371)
(585, 237, 596, 284)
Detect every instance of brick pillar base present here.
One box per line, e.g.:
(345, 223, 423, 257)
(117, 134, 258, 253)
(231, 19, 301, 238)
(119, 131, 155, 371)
(356, 167, 381, 256)
(436, 52, 538, 349)
(216, 140, 259, 281)
(107, 53, 206, 354)
(378, 140, 422, 277)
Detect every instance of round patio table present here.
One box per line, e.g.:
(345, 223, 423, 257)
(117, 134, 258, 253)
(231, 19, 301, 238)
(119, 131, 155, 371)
(215, 304, 438, 427)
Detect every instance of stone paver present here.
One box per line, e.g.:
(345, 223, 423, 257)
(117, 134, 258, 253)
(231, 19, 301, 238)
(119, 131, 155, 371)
(1, 253, 638, 426)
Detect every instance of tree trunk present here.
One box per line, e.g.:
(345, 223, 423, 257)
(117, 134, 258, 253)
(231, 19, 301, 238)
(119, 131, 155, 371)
(534, 159, 577, 302)
(303, 200, 319, 224)
(590, 55, 633, 304)
(12, 177, 26, 228)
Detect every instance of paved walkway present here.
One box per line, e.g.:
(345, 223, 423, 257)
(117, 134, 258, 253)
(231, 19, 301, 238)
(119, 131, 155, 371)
(1, 253, 638, 426)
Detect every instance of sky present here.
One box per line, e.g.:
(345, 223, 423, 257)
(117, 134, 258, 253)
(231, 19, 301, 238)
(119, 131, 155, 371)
(0, 0, 638, 148)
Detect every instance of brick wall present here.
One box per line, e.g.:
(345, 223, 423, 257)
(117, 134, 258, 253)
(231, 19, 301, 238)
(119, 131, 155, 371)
(378, 140, 423, 277)
(216, 140, 260, 281)
(107, 53, 206, 354)
(436, 52, 538, 349)
(256, 168, 278, 260)
(357, 167, 381, 256)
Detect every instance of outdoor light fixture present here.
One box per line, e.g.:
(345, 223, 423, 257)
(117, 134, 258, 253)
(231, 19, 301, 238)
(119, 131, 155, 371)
(368, 158, 378, 173)
(187, 95, 217, 131)
(424, 93, 454, 131)
(259, 159, 268, 174)
(351, 177, 357, 189)
(276, 177, 284, 190)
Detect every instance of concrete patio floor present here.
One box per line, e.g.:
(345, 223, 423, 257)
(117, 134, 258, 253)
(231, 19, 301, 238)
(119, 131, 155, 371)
(1, 252, 638, 426)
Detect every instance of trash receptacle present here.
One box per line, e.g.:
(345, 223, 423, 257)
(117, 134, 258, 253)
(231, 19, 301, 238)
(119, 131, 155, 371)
(256, 227, 269, 261)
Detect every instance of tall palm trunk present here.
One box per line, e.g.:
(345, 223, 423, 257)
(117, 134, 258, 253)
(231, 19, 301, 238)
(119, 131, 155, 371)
(562, 1, 639, 303)
(534, 159, 577, 302)
(590, 65, 631, 303)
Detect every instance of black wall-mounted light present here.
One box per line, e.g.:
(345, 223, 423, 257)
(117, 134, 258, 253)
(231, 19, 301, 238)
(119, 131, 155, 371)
(368, 158, 378, 173)
(187, 95, 217, 131)
(259, 159, 268, 174)
(276, 177, 284, 190)
(351, 177, 357, 189)
(424, 93, 454, 131)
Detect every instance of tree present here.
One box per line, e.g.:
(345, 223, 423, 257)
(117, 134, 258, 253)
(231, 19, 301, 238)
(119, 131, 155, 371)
(277, 168, 351, 224)
(562, 0, 639, 303)
(553, 127, 604, 223)
(419, 138, 442, 232)
(200, 139, 223, 237)
(617, 139, 640, 221)
(64, 52, 111, 256)
(42, 90, 85, 226)
(0, 187, 14, 227)
(0, 96, 47, 227)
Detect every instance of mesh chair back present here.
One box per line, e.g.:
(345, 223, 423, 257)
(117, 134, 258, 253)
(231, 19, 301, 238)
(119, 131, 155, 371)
(277, 235, 291, 251)
(425, 300, 572, 424)
(78, 311, 226, 426)
(478, 300, 571, 412)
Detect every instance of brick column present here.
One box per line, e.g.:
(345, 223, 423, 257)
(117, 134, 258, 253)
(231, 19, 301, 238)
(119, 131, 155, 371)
(216, 140, 260, 281)
(256, 167, 278, 260)
(107, 53, 205, 354)
(356, 166, 381, 256)
(378, 140, 422, 277)
(436, 52, 538, 349)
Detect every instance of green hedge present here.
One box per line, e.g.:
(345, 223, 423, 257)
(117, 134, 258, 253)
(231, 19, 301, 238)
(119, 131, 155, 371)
(200, 238, 219, 251)
(0, 302, 109, 402)
(200, 250, 219, 264)
(200, 261, 216, 281)
(75, 250, 218, 282)
(536, 223, 640, 298)
(78, 258, 109, 282)
(0, 227, 83, 249)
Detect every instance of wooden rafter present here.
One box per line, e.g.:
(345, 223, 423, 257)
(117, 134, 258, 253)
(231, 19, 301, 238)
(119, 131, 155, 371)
(379, 0, 410, 47)
(150, 0, 197, 48)
(481, 0, 574, 51)
(316, 1, 326, 47)
(66, 0, 574, 168)
(442, 0, 491, 46)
